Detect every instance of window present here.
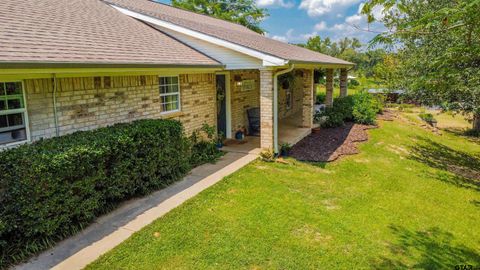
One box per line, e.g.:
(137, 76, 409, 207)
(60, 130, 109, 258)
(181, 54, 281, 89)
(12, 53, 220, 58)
(0, 82, 28, 145)
(159, 76, 180, 114)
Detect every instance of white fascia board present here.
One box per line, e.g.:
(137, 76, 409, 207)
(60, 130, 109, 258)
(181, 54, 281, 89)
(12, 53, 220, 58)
(111, 5, 288, 67)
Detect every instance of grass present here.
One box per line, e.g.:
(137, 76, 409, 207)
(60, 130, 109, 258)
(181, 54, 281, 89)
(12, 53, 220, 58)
(87, 113, 480, 269)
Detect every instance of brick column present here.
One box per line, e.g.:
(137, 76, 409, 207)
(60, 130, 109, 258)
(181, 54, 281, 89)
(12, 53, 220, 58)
(260, 69, 274, 149)
(325, 69, 334, 107)
(340, 68, 348, 97)
(302, 69, 314, 128)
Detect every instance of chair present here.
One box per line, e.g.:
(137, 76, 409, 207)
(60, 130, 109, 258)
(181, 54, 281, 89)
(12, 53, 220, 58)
(247, 107, 260, 136)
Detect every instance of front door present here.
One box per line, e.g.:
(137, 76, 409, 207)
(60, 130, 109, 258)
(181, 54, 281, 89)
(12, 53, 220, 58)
(216, 74, 227, 137)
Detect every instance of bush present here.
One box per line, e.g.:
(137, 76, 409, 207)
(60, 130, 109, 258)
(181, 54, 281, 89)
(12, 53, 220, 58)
(316, 96, 354, 128)
(315, 92, 381, 127)
(0, 119, 220, 268)
(190, 123, 223, 167)
(349, 79, 360, 87)
(316, 92, 326, 104)
(352, 92, 379, 125)
(419, 113, 436, 123)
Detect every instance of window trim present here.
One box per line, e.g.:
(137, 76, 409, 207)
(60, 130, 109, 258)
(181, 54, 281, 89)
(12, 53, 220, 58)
(159, 75, 181, 115)
(0, 80, 30, 148)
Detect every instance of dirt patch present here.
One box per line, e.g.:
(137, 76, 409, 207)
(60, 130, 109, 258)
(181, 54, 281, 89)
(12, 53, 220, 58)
(377, 109, 397, 121)
(290, 122, 374, 162)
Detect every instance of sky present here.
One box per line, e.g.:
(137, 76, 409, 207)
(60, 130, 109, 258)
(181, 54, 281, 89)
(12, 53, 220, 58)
(155, 0, 386, 44)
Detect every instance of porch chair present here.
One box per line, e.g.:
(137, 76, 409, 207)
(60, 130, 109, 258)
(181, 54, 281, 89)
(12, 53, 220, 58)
(247, 107, 261, 136)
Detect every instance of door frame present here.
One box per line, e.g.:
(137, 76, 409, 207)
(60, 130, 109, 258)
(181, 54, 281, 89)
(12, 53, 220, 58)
(215, 72, 232, 139)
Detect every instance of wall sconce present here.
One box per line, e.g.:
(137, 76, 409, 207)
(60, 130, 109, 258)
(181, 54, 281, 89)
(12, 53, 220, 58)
(234, 75, 243, 86)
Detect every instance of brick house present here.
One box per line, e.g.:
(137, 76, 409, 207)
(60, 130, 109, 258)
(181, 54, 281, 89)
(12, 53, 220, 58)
(0, 0, 354, 153)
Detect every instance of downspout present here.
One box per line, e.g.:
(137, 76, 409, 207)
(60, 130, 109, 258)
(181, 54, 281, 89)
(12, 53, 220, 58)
(273, 64, 294, 154)
(52, 74, 60, 137)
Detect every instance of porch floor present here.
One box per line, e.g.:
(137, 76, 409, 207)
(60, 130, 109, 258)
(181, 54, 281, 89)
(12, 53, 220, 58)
(222, 112, 311, 154)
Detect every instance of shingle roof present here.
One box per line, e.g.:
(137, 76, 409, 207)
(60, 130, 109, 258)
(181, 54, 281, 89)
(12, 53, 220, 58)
(0, 0, 220, 67)
(103, 0, 354, 66)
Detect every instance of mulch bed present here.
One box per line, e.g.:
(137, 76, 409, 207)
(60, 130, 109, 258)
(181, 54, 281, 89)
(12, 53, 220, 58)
(290, 123, 375, 162)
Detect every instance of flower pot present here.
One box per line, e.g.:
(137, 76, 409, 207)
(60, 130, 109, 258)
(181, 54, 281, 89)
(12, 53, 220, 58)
(312, 127, 321, 134)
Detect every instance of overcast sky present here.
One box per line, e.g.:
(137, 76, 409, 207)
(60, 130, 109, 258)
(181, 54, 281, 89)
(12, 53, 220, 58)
(156, 0, 386, 44)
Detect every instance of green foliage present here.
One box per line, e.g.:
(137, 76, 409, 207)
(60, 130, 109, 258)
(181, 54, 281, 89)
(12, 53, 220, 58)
(316, 92, 326, 104)
(362, 0, 480, 130)
(190, 123, 224, 167)
(0, 119, 221, 268)
(171, 0, 268, 34)
(316, 93, 381, 127)
(280, 143, 292, 156)
(419, 113, 437, 123)
(352, 92, 380, 125)
(300, 36, 394, 81)
(317, 96, 355, 128)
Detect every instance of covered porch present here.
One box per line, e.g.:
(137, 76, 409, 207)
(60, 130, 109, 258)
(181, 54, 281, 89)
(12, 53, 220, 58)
(217, 65, 350, 154)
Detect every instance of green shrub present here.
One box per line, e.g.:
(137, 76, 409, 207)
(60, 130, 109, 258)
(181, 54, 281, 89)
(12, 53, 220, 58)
(352, 92, 379, 125)
(190, 123, 223, 167)
(419, 113, 436, 123)
(349, 79, 360, 87)
(0, 119, 220, 268)
(316, 92, 326, 104)
(316, 93, 381, 127)
(316, 96, 354, 127)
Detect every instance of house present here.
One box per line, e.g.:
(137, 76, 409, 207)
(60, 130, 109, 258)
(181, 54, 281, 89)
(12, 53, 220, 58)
(0, 0, 354, 153)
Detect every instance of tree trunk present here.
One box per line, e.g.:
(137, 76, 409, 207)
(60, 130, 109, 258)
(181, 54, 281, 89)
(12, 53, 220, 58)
(473, 113, 480, 131)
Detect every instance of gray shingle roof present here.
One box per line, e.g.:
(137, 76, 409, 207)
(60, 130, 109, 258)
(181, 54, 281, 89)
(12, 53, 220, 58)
(0, 0, 221, 67)
(103, 0, 354, 66)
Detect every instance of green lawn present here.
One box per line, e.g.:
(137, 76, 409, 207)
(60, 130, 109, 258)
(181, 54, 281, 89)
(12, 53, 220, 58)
(87, 114, 480, 269)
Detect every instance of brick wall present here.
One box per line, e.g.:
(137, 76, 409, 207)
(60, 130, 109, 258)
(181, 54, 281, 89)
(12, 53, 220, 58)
(24, 74, 216, 141)
(229, 70, 260, 135)
(278, 70, 305, 120)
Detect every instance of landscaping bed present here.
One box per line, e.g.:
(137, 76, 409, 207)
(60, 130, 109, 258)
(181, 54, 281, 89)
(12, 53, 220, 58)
(290, 123, 374, 162)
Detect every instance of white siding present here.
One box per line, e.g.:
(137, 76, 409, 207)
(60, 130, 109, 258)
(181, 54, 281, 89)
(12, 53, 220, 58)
(154, 25, 264, 70)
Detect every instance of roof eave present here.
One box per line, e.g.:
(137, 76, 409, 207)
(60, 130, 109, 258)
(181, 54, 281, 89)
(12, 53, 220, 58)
(0, 61, 225, 69)
(288, 60, 355, 69)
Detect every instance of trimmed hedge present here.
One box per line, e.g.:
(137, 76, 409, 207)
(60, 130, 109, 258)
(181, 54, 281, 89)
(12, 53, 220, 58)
(0, 119, 220, 268)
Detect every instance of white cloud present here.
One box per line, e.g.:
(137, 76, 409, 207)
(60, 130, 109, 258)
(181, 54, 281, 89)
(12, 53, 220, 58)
(270, 28, 318, 43)
(257, 0, 295, 8)
(299, 0, 362, 17)
(314, 21, 327, 31)
(271, 35, 289, 42)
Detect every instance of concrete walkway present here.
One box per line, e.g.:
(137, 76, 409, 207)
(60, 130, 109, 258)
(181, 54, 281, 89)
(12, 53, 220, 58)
(15, 151, 258, 270)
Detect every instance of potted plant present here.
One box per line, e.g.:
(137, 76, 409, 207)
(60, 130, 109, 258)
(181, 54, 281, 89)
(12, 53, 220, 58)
(216, 131, 224, 149)
(280, 143, 292, 157)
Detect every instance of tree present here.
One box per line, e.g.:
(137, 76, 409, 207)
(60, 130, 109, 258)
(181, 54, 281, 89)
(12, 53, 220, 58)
(362, 0, 480, 131)
(170, 0, 268, 34)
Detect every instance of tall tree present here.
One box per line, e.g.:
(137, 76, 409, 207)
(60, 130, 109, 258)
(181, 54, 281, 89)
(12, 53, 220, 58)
(170, 0, 268, 34)
(363, 0, 480, 131)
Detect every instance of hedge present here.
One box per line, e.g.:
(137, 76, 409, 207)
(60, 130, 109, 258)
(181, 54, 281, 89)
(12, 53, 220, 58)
(0, 119, 220, 268)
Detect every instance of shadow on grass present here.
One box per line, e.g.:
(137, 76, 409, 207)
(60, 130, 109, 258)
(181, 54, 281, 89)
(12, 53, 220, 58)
(409, 137, 480, 192)
(443, 128, 480, 144)
(374, 225, 480, 269)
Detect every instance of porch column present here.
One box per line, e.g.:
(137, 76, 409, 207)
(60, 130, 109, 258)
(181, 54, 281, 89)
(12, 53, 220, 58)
(340, 68, 348, 97)
(260, 69, 274, 149)
(302, 69, 314, 128)
(325, 69, 334, 107)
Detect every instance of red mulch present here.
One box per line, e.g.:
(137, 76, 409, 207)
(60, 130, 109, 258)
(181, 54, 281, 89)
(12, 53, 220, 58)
(290, 123, 375, 162)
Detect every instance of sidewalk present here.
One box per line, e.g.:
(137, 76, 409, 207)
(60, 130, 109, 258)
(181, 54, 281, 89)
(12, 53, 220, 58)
(15, 151, 258, 270)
